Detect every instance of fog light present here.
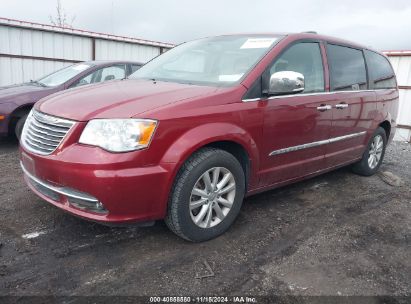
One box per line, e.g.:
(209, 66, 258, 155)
(68, 197, 108, 214)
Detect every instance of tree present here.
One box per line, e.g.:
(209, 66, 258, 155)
(49, 0, 76, 28)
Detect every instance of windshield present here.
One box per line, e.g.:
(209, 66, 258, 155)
(37, 63, 91, 87)
(129, 36, 282, 86)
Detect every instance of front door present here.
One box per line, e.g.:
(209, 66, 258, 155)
(259, 42, 332, 186)
(260, 94, 333, 186)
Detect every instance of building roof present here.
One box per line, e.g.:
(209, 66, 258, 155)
(0, 16, 174, 48)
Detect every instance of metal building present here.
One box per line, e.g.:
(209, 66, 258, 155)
(0, 17, 174, 86)
(384, 51, 411, 142)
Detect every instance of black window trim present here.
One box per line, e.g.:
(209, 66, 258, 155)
(242, 40, 398, 102)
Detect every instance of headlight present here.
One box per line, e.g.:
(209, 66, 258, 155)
(79, 119, 157, 152)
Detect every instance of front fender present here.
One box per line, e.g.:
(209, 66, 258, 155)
(160, 122, 260, 186)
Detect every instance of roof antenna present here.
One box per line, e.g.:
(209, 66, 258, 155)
(303, 31, 318, 34)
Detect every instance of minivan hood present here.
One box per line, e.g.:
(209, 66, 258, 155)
(37, 79, 220, 121)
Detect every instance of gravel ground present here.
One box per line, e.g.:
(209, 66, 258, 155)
(0, 138, 410, 298)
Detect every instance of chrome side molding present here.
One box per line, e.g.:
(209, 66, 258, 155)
(328, 131, 367, 143)
(269, 131, 367, 156)
(242, 89, 387, 103)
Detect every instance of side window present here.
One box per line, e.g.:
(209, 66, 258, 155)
(130, 64, 141, 75)
(72, 65, 126, 87)
(269, 42, 325, 93)
(327, 44, 367, 91)
(364, 50, 396, 89)
(100, 65, 126, 81)
(75, 73, 93, 87)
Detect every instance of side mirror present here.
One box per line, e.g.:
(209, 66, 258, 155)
(268, 71, 305, 95)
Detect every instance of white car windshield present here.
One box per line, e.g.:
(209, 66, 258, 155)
(129, 35, 282, 86)
(37, 64, 91, 87)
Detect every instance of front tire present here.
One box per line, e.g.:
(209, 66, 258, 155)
(165, 148, 245, 242)
(352, 127, 387, 176)
(15, 114, 28, 141)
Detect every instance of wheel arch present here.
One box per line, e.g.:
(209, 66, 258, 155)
(8, 104, 32, 135)
(203, 140, 251, 191)
(379, 120, 391, 139)
(160, 122, 260, 193)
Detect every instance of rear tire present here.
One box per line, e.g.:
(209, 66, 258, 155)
(351, 127, 387, 176)
(165, 148, 245, 242)
(15, 114, 28, 141)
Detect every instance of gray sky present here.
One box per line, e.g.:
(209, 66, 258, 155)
(2, 0, 411, 50)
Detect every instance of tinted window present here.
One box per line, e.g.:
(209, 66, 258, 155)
(364, 50, 396, 89)
(269, 42, 324, 93)
(327, 44, 367, 91)
(73, 64, 126, 87)
(130, 64, 141, 74)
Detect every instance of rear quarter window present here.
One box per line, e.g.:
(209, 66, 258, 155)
(364, 50, 397, 89)
(130, 64, 142, 74)
(327, 44, 367, 91)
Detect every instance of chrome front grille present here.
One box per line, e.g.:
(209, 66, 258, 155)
(21, 110, 75, 155)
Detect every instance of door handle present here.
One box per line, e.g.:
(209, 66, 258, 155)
(335, 103, 349, 109)
(317, 104, 332, 111)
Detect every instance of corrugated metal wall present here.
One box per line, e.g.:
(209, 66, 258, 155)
(0, 17, 173, 86)
(385, 52, 411, 142)
(95, 39, 160, 62)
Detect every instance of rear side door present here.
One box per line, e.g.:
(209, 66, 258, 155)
(324, 44, 375, 167)
(259, 42, 334, 186)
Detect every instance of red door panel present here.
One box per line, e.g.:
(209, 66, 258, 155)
(259, 94, 333, 186)
(325, 91, 376, 167)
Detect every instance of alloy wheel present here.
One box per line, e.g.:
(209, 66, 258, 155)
(368, 134, 384, 169)
(189, 167, 236, 228)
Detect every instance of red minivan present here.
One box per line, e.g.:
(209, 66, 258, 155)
(20, 33, 399, 242)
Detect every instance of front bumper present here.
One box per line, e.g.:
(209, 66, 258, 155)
(20, 145, 175, 224)
(21, 162, 108, 214)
